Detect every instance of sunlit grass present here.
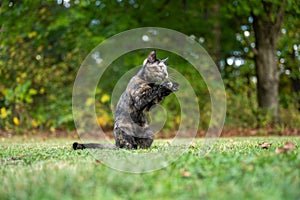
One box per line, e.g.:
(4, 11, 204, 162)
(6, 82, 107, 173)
(0, 137, 299, 200)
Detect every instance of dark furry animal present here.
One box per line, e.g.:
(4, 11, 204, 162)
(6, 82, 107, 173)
(73, 51, 179, 150)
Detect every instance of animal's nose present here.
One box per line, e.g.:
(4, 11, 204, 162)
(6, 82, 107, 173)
(165, 73, 168, 79)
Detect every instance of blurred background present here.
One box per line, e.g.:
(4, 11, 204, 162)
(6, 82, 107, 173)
(0, 0, 299, 135)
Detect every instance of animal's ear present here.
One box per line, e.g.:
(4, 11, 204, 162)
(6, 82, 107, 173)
(161, 57, 168, 63)
(147, 50, 156, 63)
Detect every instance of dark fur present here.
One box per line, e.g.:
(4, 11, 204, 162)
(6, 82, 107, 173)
(73, 51, 179, 150)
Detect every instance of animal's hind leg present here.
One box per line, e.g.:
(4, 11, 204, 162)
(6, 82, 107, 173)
(114, 128, 137, 149)
(135, 137, 153, 149)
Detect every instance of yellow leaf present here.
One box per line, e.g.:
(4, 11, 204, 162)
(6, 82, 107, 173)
(175, 116, 181, 125)
(40, 7, 46, 14)
(49, 95, 56, 100)
(29, 88, 37, 95)
(13, 117, 19, 126)
(31, 119, 38, 128)
(85, 98, 94, 106)
(97, 116, 105, 126)
(37, 46, 43, 52)
(101, 94, 110, 103)
(40, 87, 45, 94)
(28, 31, 37, 38)
(1, 107, 7, 119)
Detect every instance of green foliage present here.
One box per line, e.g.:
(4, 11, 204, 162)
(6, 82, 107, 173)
(0, 137, 299, 199)
(0, 0, 299, 133)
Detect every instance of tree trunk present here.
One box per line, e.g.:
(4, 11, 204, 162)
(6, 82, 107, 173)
(252, 1, 285, 122)
(254, 39, 279, 120)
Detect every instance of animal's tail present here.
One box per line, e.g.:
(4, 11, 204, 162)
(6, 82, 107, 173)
(72, 142, 117, 150)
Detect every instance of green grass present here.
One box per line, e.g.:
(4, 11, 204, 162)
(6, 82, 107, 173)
(0, 137, 299, 200)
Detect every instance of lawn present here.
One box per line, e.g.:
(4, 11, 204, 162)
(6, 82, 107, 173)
(0, 137, 299, 200)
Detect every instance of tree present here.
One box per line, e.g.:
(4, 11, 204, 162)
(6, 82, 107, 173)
(252, 1, 285, 122)
(226, 0, 300, 123)
(1, 0, 300, 131)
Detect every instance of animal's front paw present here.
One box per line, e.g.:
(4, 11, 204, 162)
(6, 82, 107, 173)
(170, 82, 179, 92)
(162, 81, 173, 89)
(164, 81, 173, 90)
(162, 81, 179, 92)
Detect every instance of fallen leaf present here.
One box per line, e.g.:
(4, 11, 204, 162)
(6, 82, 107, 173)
(258, 142, 271, 149)
(275, 147, 284, 154)
(276, 141, 296, 154)
(283, 141, 295, 150)
(95, 159, 103, 164)
(187, 142, 196, 148)
(181, 171, 191, 178)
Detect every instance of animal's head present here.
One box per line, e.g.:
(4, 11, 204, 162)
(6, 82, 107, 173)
(141, 50, 169, 82)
